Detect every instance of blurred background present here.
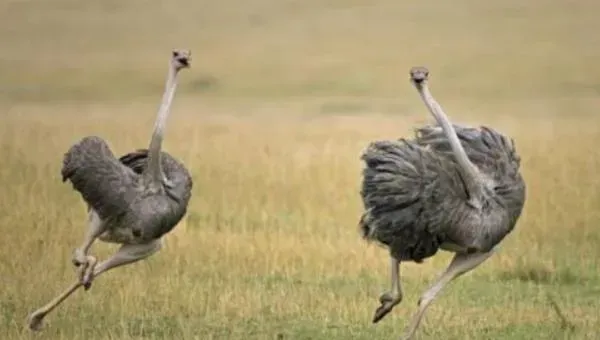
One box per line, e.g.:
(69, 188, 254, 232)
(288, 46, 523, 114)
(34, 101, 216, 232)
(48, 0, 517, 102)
(1, 0, 598, 106)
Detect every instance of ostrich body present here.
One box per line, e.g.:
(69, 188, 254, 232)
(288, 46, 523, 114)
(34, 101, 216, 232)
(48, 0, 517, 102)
(27, 50, 193, 331)
(359, 67, 526, 339)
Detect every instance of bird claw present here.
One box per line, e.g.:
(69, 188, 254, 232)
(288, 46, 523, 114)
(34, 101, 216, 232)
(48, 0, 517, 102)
(372, 303, 394, 323)
(82, 278, 93, 290)
(81, 269, 95, 290)
(27, 311, 45, 331)
(372, 292, 402, 324)
(74, 254, 97, 290)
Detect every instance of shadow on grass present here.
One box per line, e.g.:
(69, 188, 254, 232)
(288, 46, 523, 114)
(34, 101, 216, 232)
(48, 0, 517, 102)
(496, 265, 586, 285)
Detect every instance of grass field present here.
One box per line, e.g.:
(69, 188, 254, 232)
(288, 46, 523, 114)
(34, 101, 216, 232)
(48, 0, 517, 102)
(2, 0, 600, 339)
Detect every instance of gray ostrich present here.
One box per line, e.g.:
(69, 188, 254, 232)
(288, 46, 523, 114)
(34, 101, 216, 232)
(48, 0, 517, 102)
(359, 67, 526, 339)
(27, 50, 193, 331)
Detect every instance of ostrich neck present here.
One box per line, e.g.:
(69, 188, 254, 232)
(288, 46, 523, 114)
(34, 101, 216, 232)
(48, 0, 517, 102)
(144, 65, 178, 189)
(418, 83, 483, 200)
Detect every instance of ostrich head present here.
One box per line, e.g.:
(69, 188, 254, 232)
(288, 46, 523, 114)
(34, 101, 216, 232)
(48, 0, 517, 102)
(172, 49, 191, 71)
(410, 66, 429, 86)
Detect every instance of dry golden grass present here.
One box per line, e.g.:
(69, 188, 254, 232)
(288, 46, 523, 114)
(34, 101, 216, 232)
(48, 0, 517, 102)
(3, 103, 600, 339)
(2, 0, 600, 339)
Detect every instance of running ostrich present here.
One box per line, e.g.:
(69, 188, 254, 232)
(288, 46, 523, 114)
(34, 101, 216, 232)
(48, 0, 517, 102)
(359, 67, 526, 339)
(27, 50, 193, 331)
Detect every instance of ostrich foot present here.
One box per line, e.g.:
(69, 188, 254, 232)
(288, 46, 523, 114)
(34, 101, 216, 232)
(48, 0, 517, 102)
(373, 291, 402, 323)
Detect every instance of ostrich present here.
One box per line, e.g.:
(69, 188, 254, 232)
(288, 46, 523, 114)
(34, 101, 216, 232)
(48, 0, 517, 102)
(359, 67, 526, 339)
(27, 50, 193, 331)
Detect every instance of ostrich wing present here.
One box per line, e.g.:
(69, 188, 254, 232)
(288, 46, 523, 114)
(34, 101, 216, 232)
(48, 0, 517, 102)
(118, 149, 150, 175)
(61, 136, 140, 220)
(415, 124, 526, 226)
(118, 148, 194, 239)
(415, 124, 521, 181)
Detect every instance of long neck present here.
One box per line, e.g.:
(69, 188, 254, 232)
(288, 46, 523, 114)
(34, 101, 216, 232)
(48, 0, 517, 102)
(144, 65, 179, 188)
(416, 82, 482, 199)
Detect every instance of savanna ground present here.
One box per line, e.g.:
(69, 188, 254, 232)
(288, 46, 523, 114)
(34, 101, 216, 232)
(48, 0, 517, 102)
(1, 1, 600, 339)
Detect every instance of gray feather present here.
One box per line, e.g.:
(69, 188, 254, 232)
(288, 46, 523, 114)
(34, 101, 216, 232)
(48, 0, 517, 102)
(118, 148, 193, 238)
(415, 124, 526, 227)
(61, 136, 139, 222)
(359, 125, 526, 263)
(62, 137, 193, 243)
